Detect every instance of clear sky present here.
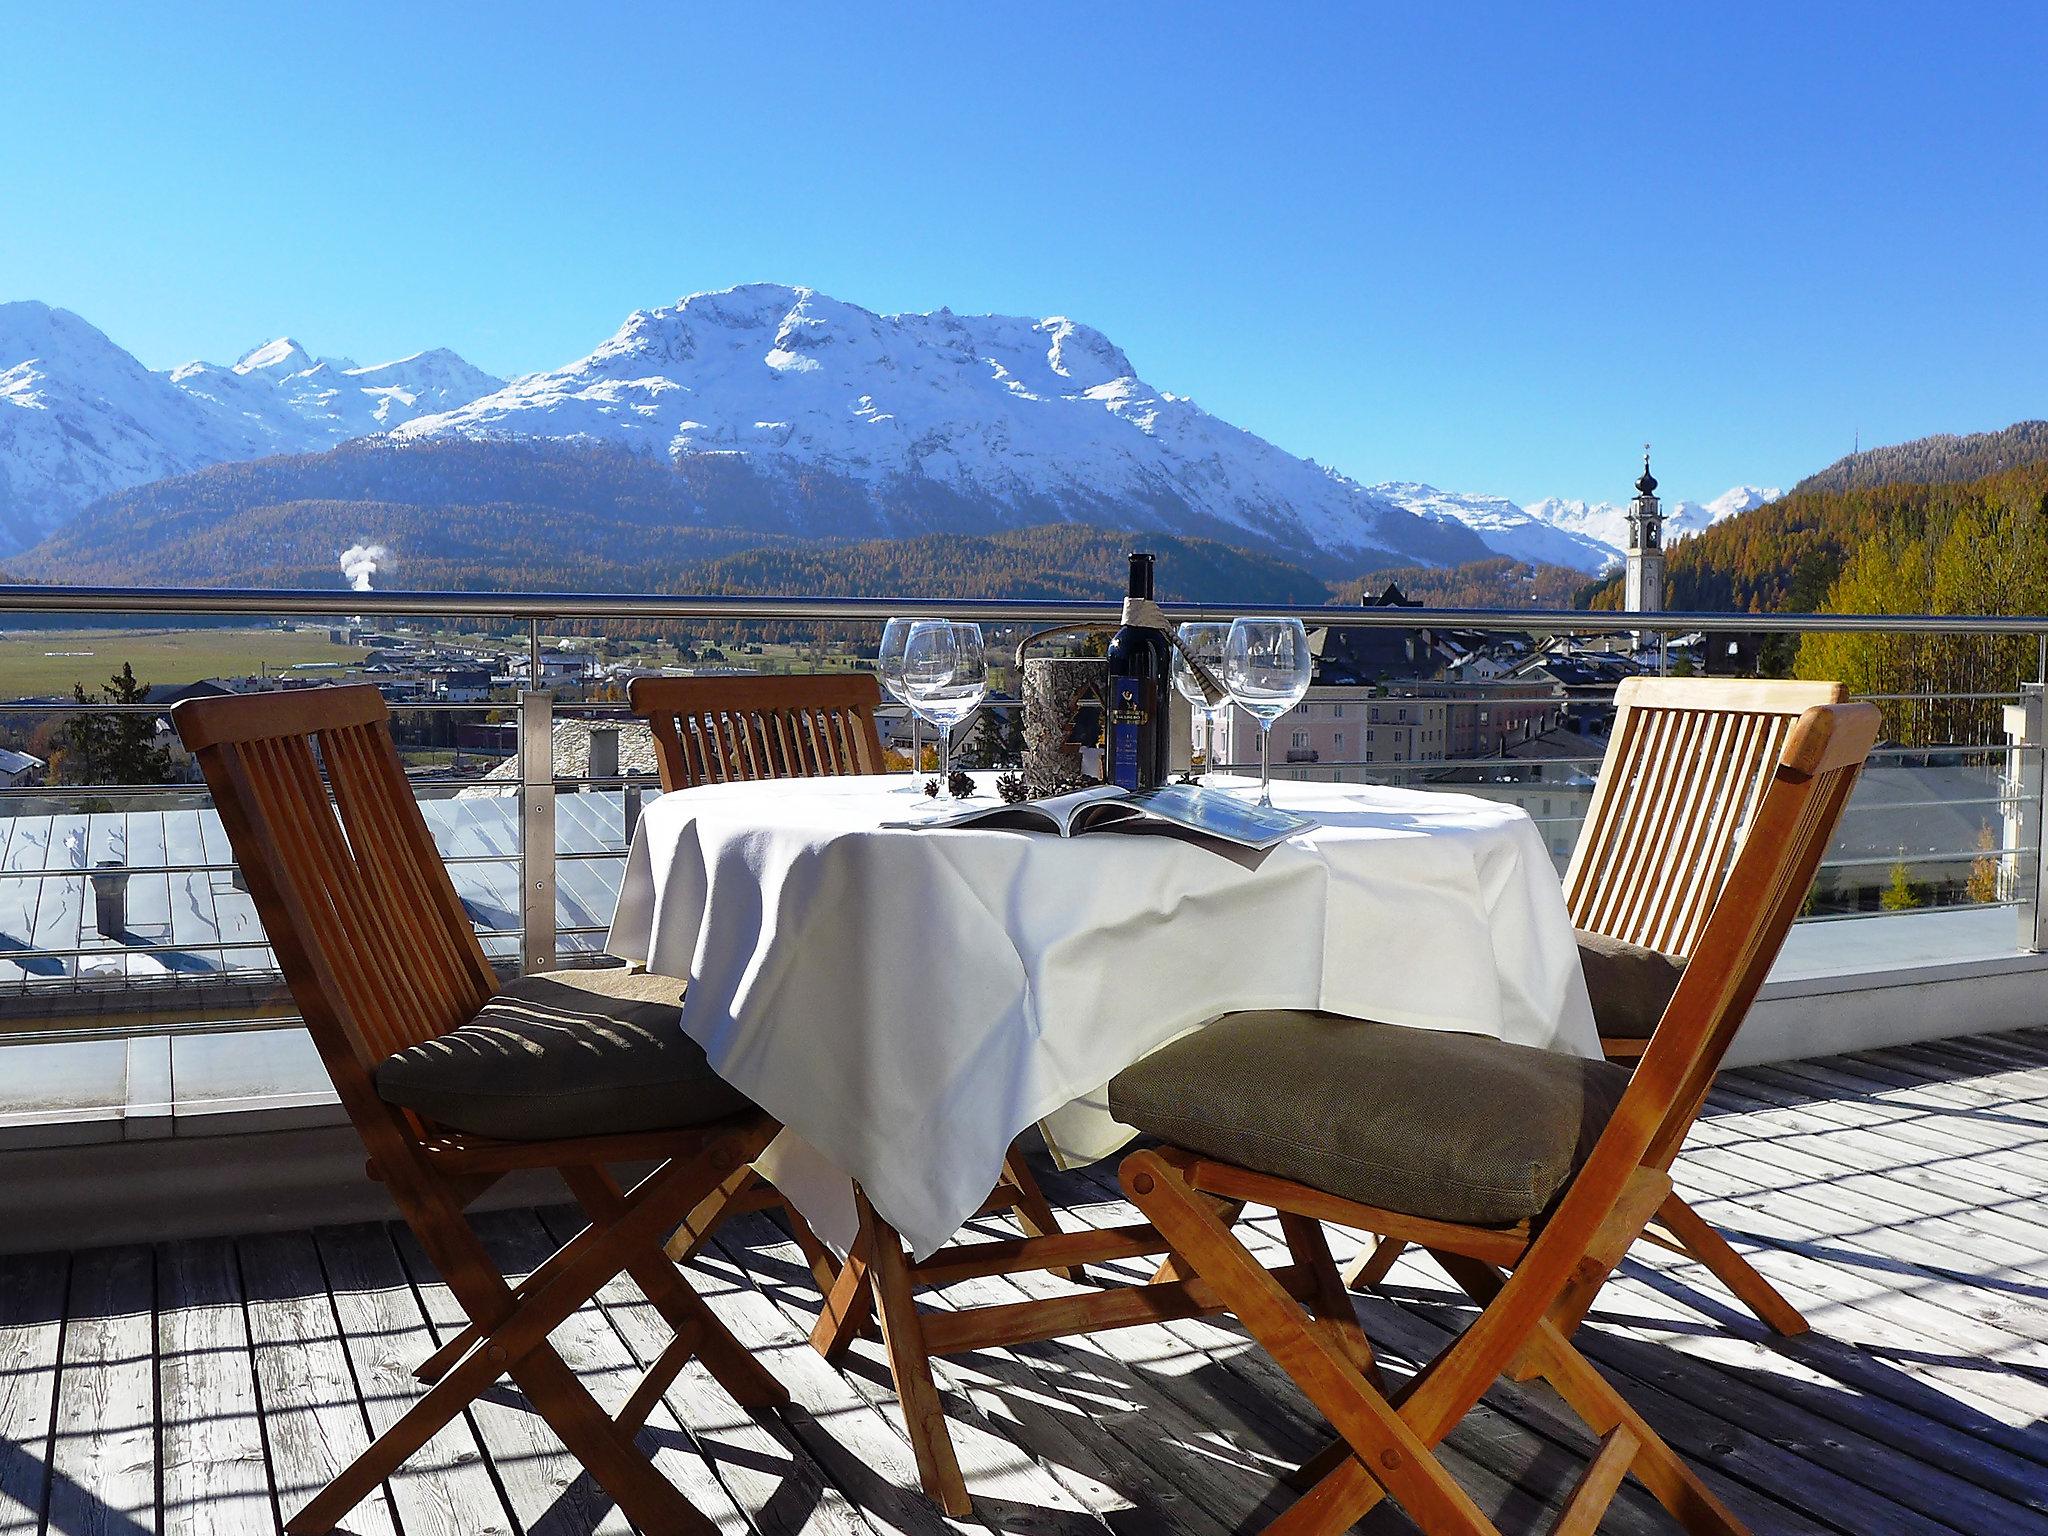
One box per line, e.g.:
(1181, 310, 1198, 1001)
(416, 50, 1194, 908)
(4, 2, 2044, 506)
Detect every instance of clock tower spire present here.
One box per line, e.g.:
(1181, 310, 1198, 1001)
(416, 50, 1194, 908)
(1624, 445, 1665, 614)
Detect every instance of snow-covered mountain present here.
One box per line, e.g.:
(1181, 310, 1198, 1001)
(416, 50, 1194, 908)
(3, 282, 1778, 578)
(392, 283, 1487, 572)
(1515, 484, 1782, 569)
(170, 340, 503, 445)
(1369, 483, 1619, 573)
(0, 303, 501, 553)
(0, 302, 288, 551)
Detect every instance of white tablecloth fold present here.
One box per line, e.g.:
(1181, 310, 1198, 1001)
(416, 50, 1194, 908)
(607, 774, 1598, 1257)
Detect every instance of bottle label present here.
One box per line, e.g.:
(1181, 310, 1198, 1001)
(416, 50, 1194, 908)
(1108, 676, 1146, 790)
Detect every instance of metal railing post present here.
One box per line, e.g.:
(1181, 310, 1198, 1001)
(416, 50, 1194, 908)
(2008, 683, 2045, 953)
(519, 689, 557, 972)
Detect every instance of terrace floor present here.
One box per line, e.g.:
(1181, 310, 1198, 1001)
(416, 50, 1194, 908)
(7, 1029, 2048, 1536)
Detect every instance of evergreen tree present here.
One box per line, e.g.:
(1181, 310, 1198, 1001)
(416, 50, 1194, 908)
(54, 664, 175, 786)
(961, 708, 1011, 769)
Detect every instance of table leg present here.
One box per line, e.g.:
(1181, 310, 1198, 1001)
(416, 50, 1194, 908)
(853, 1187, 973, 1516)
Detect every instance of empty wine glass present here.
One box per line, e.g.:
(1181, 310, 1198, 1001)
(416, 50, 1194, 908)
(902, 620, 987, 802)
(1224, 617, 1313, 807)
(878, 617, 930, 791)
(1172, 622, 1232, 787)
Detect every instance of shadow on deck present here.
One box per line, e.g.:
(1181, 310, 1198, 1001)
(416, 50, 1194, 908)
(5, 1028, 2048, 1535)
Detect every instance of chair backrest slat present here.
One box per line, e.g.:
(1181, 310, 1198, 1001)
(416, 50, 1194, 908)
(629, 674, 886, 792)
(1563, 677, 1845, 956)
(174, 686, 499, 1080)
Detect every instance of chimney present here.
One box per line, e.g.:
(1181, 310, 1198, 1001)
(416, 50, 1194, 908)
(587, 725, 620, 783)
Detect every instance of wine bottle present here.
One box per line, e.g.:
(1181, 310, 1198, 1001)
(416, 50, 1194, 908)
(1105, 550, 1172, 790)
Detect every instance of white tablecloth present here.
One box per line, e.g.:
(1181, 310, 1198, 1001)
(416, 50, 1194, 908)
(607, 774, 1598, 1257)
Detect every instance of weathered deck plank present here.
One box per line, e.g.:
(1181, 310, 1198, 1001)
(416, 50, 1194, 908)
(46, 1246, 154, 1536)
(238, 1231, 400, 1536)
(0, 1253, 66, 1536)
(155, 1239, 272, 1536)
(9, 1028, 2048, 1535)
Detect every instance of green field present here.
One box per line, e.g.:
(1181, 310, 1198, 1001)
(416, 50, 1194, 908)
(0, 626, 372, 699)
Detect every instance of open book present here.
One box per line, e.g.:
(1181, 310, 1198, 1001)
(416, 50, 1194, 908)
(898, 784, 1316, 851)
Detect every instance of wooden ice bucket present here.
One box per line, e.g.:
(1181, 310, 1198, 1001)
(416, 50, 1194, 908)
(1019, 655, 1108, 796)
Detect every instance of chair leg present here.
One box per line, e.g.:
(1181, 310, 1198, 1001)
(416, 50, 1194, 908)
(809, 1230, 877, 1362)
(1656, 1192, 1809, 1338)
(664, 1163, 758, 1265)
(506, 1339, 723, 1536)
(292, 1128, 766, 1535)
(854, 1186, 974, 1517)
(1001, 1147, 1085, 1283)
(563, 1165, 790, 1409)
(779, 1201, 846, 1296)
(1341, 1235, 1407, 1292)
(1152, 1197, 1243, 1282)
(1521, 1319, 1748, 1536)
(1278, 1213, 1384, 1393)
(1121, 1150, 1500, 1536)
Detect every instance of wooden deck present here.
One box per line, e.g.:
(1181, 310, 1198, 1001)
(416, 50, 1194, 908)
(7, 1027, 2048, 1536)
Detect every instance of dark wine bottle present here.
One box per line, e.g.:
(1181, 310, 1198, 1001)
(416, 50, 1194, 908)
(1105, 550, 1172, 790)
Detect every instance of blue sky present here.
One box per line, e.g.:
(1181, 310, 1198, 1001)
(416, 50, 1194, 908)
(4, 2, 2044, 506)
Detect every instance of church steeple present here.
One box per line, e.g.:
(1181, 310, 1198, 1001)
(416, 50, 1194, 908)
(1624, 444, 1666, 614)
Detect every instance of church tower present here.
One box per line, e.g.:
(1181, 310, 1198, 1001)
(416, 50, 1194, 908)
(1623, 446, 1665, 614)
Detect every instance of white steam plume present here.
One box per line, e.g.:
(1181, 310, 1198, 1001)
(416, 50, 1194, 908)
(339, 543, 389, 592)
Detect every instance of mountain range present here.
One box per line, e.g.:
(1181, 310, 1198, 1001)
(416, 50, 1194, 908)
(1, 284, 1770, 579)
(0, 300, 502, 550)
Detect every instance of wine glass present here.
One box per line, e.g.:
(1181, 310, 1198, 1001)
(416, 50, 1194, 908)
(1224, 618, 1313, 807)
(1172, 622, 1232, 787)
(902, 620, 988, 802)
(878, 617, 930, 791)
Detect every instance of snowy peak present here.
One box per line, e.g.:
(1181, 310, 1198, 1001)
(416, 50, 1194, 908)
(396, 283, 1483, 570)
(1704, 484, 1781, 520)
(1506, 485, 1784, 569)
(234, 336, 319, 376)
(0, 302, 286, 550)
(1370, 482, 1619, 573)
(0, 308, 502, 553)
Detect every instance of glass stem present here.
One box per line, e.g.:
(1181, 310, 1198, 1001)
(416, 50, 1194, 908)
(1259, 721, 1273, 806)
(909, 713, 920, 782)
(939, 719, 954, 797)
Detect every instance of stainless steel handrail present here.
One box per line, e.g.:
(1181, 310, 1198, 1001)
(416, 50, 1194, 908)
(9, 580, 2048, 635)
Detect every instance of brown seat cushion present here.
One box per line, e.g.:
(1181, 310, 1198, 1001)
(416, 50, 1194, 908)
(1108, 1011, 1631, 1226)
(1576, 930, 1686, 1040)
(376, 968, 751, 1141)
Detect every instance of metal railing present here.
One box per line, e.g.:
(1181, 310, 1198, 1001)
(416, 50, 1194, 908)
(5, 582, 2048, 1040)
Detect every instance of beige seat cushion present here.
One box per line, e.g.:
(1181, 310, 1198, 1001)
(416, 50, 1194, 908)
(376, 968, 750, 1141)
(1108, 1011, 1631, 1226)
(1576, 930, 1686, 1041)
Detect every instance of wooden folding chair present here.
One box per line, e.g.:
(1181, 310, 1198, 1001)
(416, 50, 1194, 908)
(175, 685, 786, 1536)
(1105, 700, 1877, 1534)
(629, 671, 888, 785)
(1348, 678, 1846, 1340)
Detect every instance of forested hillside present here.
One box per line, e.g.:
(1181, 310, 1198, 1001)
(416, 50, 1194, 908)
(1337, 557, 1595, 609)
(685, 526, 1331, 605)
(1583, 457, 2048, 741)
(1795, 420, 2048, 495)
(12, 488, 1329, 609)
(1586, 460, 2048, 617)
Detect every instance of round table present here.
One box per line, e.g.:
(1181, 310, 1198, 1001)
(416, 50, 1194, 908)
(607, 772, 1597, 1256)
